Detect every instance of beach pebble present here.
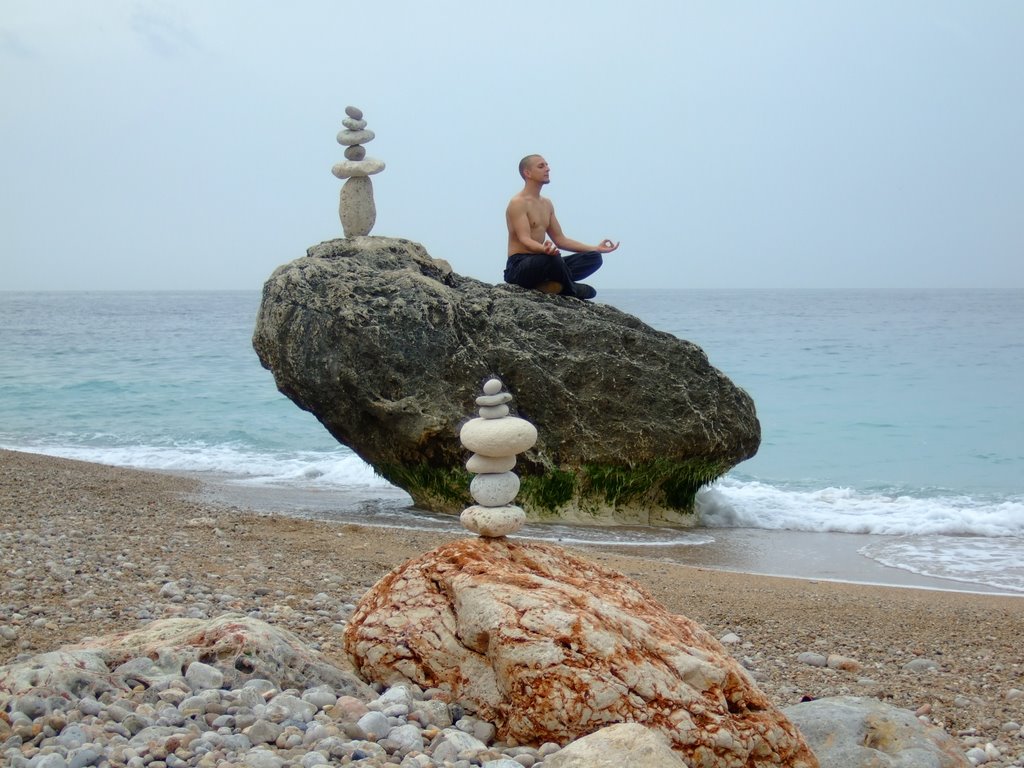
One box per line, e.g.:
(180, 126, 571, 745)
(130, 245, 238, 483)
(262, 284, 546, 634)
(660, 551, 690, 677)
(902, 658, 941, 673)
(342, 118, 367, 131)
(331, 158, 386, 179)
(460, 505, 525, 538)
(476, 392, 513, 407)
(478, 404, 510, 420)
(336, 129, 375, 146)
(459, 418, 537, 457)
(345, 105, 363, 119)
(344, 145, 366, 161)
(470, 472, 521, 507)
(826, 654, 861, 672)
(185, 661, 223, 690)
(719, 632, 741, 644)
(466, 454, 516, 474)
(482, 379, 503, 395)
(797, 652, 828, 667)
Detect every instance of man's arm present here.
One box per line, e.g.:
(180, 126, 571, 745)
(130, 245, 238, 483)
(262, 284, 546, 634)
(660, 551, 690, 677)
(547, 210, 619, 254)
(507, 198, 559, 254)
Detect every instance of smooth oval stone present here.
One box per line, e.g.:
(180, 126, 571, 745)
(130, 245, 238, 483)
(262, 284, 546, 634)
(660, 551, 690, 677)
(459, 417, 537, 456)
(339, 176, 376, 237)
(466, 453, 516, 474)
(478, 404, 509, 419)
(482, 379, 502, 395)
(475, 392, 512, 407)
(336, 129, 375, 146)
(345, 105, 363, 119)
(460, 505, 525, 537)
(342, 118, 367, 131)
(344, 145, 367, 160)
(470, 472, 520, 507)
(331, 158, 385, 179)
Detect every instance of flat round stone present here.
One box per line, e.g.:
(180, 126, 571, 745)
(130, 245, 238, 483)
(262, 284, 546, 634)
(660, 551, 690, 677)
(483, 379, 502, 395)
(470, 471, 521, 507)
(343, 118, 367, 131)
(460, 417, 537, 456)
(476, 392, 512, 407)
(344, 145, 366, 160)
(466, 453, 516, 474)
(478, 404, 509, 419)
(337, 129, 375, 146)
(460, 505, 525, 537)
(345, 105, 363, 120)
(332, 158, 385, 178)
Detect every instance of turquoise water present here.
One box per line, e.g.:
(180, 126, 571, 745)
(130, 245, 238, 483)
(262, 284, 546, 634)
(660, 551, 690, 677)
(1, 289, 1021, 591)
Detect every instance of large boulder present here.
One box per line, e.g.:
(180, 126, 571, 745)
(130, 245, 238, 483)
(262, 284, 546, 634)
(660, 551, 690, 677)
(343, 537, 818, 767)
(0, 615, 373, 704)
(253, 236, 760, 526)
(783, 696, 971, 768)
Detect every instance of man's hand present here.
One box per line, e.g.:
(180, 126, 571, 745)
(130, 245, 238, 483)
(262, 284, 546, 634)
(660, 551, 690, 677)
(543, 240, 560, 255)
(596, 239, 620, 253)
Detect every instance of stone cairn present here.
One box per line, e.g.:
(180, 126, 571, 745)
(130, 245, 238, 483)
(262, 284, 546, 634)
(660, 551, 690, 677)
(332, 105, 385, 238)
(458, 377, 538, 537)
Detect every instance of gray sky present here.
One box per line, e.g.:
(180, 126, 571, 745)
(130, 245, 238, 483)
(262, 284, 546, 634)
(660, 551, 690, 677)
(2, 1, 1022, 290)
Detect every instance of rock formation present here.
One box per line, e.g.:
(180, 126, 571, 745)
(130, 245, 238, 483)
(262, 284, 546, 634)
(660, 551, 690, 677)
(332, 105, 384, 237)
(343, 537, 817, 767)
(254, 237, 759, 525)
(783, 697, 971, 768)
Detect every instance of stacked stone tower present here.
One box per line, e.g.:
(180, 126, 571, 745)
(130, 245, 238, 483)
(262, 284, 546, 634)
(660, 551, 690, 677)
(332, 105, 384, 237)
(458, 378, 537, 537)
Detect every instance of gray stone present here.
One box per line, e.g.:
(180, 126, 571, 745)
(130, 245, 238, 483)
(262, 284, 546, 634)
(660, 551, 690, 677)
(466, 454, 516, 474)
(336, 129, 375, 146)
(345, 105, 363, 120)
(387, 723, 425, 752)
(252, 238, 761, 525)
(483, 379, 502, 395)
(243, 749, 285, 768)
(470, 472, 520, 507)
(244, 718, 283, 744)
(331, 158, 385, 179)
(185, 661, 223, 690)
(478, 404, 510, 420)
(344, 145, 367, 161)
(338, 177, 376, 237)
(343, 118, 367, 130)
(784, 695, 971, 767)
(797, 652, 828, 667)
(357, 710, 390, 738)
(432, 729, 487, 763)
(903, 658, 941, 673)
(476, 392, 513, 407)
(300, 685, 338, 710)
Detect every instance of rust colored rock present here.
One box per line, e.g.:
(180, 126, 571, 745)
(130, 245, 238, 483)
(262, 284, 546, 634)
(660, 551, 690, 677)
(343, 538, 818, 767)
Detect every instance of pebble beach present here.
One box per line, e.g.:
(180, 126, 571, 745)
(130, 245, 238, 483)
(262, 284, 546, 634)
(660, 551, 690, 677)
(2, 448, 1023, 767)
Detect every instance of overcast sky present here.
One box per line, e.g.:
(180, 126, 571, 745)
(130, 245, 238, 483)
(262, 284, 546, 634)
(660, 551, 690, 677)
(2, 1, 1022, 291)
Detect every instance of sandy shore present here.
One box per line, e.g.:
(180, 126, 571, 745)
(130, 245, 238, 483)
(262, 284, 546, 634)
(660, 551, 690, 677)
(2, 449, 1022, 764)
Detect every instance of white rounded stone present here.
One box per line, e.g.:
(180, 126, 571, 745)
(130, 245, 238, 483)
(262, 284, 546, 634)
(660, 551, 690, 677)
(339, 176, 376, 237)
(483, 379, 502, 395)
(336, 129, 375, 146)
(342, 117, 367, 130)
(466, 453, 516, 474)
(478, 404, 509, 419)
(460, 505, 525, 537)
(332, 158, 385, 179)
(470, 471, 521, 507)
(459, 417, 537, 456)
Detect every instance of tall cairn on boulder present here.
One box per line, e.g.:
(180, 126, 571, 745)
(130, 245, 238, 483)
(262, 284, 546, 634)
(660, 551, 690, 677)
(459, 377, 536, 537)
(332, 105, 384, 237)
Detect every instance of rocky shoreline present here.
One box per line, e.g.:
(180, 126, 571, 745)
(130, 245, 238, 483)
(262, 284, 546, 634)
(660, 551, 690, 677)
(2, 449, 1022, 766)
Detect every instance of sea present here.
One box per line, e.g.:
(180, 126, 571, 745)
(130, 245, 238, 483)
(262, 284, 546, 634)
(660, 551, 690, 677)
(1, 289, 1022, 595)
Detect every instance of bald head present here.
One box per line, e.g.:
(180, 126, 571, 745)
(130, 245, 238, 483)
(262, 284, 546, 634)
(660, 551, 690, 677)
(519, 154, 543, 180)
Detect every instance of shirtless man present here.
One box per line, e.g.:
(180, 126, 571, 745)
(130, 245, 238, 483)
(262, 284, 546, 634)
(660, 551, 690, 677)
(504, 154, 619, 300)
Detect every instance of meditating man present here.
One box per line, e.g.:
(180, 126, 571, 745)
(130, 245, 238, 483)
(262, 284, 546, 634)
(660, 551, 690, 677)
(504, 154, 619, 300)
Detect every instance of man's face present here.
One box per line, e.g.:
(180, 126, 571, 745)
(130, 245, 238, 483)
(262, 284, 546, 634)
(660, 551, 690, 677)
(527, 156, 551, 184)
